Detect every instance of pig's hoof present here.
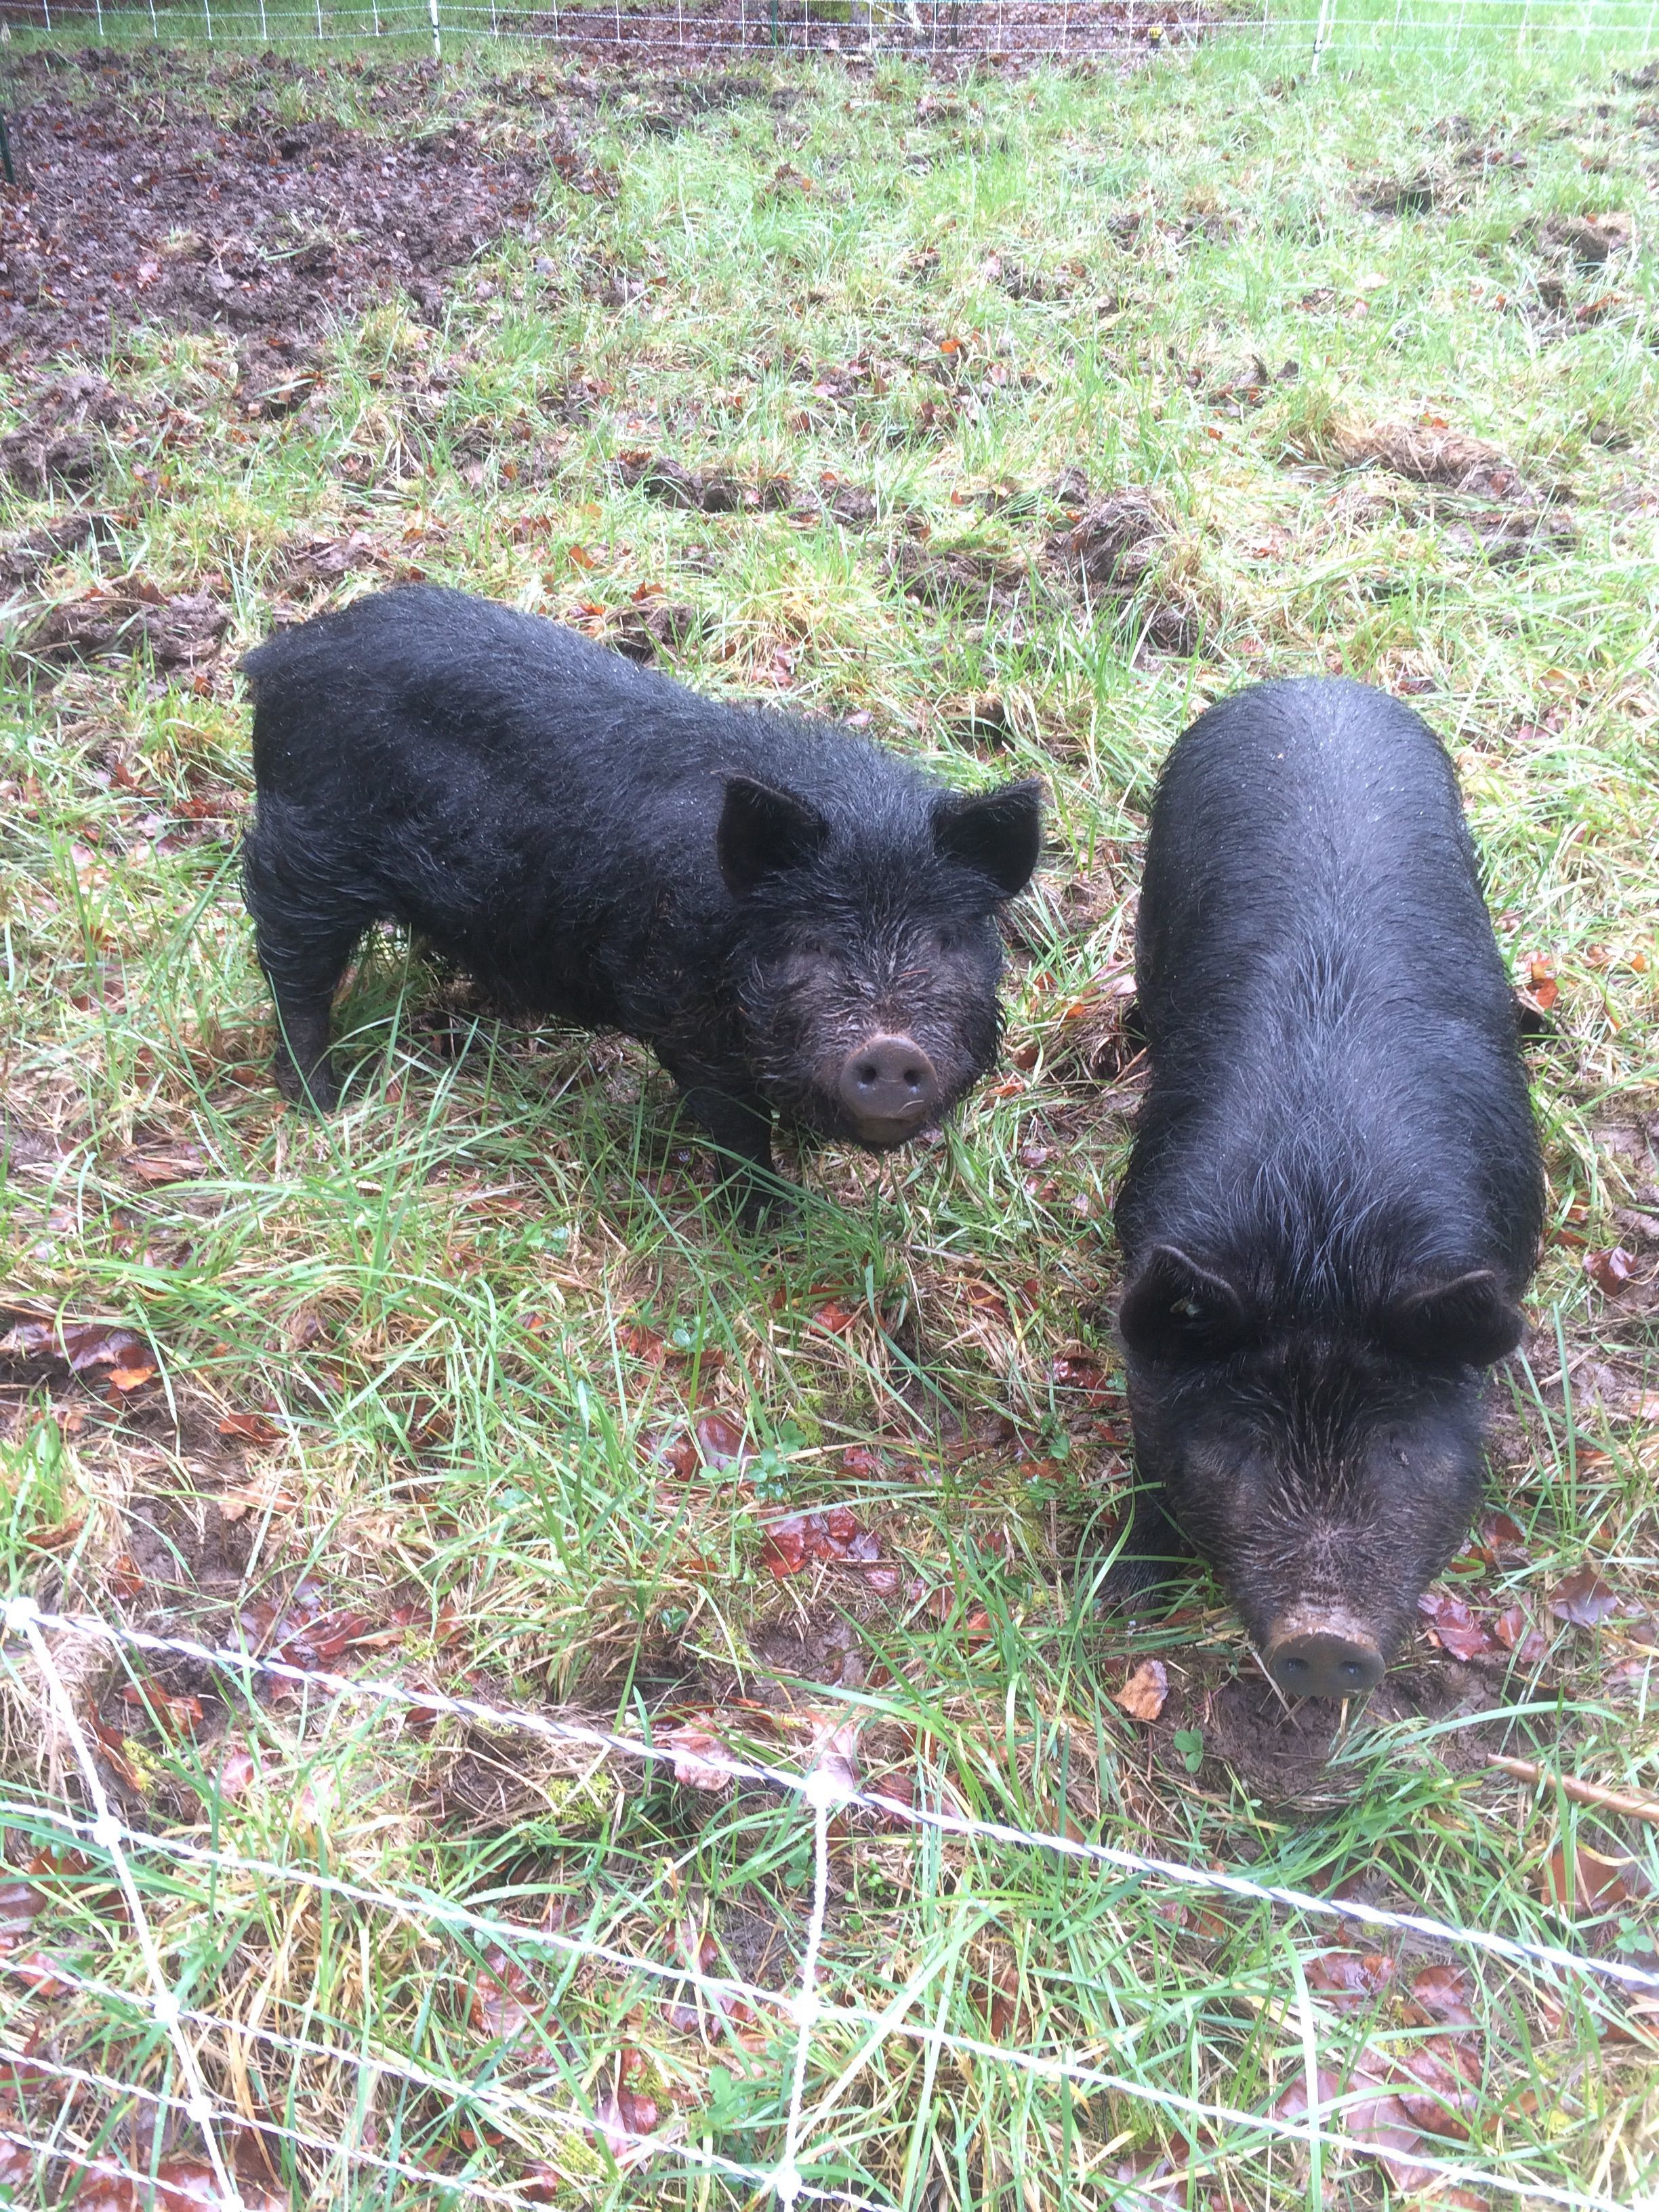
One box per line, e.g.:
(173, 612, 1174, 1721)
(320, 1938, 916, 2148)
(274, 1057, 340, 1113)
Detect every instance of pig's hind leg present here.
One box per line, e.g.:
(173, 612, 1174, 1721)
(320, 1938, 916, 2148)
(241, 834, 375, 1112)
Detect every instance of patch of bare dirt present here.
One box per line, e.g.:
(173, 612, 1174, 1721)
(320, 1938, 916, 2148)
(1442, 504, 1578, 565)
(0, 62, 548, 367)
(1152, 1657, 1518, 1813)
(0, 372, 133, 495)
(614, 449, 794, 514)
(0, 510, 119, 588)
(20, 578, 229, 681)
(1042, 488, 1197, 653)
(888, 538, 1036, 615)
(1327, 418, 1534, 500)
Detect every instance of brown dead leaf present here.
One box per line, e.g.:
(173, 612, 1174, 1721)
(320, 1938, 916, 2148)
(119, 1682, 203, 1739)
(1306, 1950, 1394, 2009)
(218, 1410, 282, 1446)
(1550, 1565, 1624, 1626)
(1114, 1658, 1168, 1721)
(1402, 1963, 1479, 2031)
(663, 1725, 736, 1793)
(759, 1507, 882, 1579)
(693, 1412, 750, 1469)
(1417, 1587, 1500, 1661)
(1584, 1246, 1637, 1295)
(1475, 1509, 1530, 1566)
(122, 1142, 209, 1186)
(1538, 1839, 1639, 1916)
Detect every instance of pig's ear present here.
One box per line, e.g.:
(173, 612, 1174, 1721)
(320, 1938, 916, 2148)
(1120, 1244, 1248, 1364)
(1387, 1270, 1523, 1368)
(933, 779, 1043, 898)
(718, 777, 830, 897)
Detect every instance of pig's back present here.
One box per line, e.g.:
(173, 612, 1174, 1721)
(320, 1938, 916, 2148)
(242, 584, 921, 836)
(1122, 679, 1540, 1296)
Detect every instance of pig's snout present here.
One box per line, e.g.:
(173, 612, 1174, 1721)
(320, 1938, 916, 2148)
(838, 1033, 941, 1141)
(1265, 1627, 1385, 1701)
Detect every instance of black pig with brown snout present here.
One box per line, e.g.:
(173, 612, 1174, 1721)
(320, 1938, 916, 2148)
(1113, 678, 1542, 1698)
(239, 586, 1040, 1218)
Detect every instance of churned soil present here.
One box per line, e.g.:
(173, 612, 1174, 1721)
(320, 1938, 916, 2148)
(0, 54, 546, 367)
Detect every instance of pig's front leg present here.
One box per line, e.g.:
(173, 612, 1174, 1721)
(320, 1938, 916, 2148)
(657, 1052, 794, 1227)
(1103, 1487, 1195, 1610)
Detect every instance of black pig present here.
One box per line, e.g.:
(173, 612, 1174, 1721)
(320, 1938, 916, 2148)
(1113, 678, 1542, 1698)
(239, 586, 1040, 1214)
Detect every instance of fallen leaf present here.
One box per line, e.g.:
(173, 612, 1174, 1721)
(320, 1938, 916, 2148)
(1524, 954, 1558, 1011)
(1306, 1950, 1394, 2008)
(1049, 1353, 1113, 1403)
(813, 1300, 857, 1334)
(148, 2155, 288, 2210)
(0, 1877, 44, 1944)
(619, 1322, 666, 1363)
(119, 1682, 203, 1738)
(470, 1944, 538, 2043)
(1538, 1840, 1639, 1916)
(664, 1725, 736, 1793)
(1402, 1963, 1478, 2031)
(1492, 1603, 1548, 1663)
(218, 1411, 282, 1446)
(1474, 1509, 1530, 1565)
(1417, 1588, 1500, 1662)
(693, 1412, 750, 1469)
(1550, 1565, 1623, 1626)
(760, 1506, 882, 1578)
(217, 1744, 258, 1801)
(1584, 1246, 1635, 1295)
(122, 1142, 209, 1186)
(1114, 1657, 1168, 1721)
(1, 1946, 75, 1997)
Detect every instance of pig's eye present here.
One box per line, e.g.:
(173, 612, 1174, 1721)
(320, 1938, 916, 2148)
(1171, 1296, 1204, 1319)
(797, 937, 832, 958)
(933, 927, 960, 954)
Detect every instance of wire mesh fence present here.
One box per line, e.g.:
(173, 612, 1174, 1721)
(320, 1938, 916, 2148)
(0, 0, 1654, 65)
(1, 1594, 1654, 2209)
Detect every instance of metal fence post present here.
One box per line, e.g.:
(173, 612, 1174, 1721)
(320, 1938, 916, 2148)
(1311, 0, 1334, 66)
(428, 0, 442, 54)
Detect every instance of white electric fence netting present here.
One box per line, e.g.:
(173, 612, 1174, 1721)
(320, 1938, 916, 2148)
(0, 0, 1655, 64)
(0, 1595, 1653, 2209)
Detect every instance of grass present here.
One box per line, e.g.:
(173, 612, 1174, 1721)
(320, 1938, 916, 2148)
(0, 12, 1657, 2209)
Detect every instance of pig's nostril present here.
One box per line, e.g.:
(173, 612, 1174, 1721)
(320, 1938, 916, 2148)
(838, 1034, 941, 1127)
(1266, 1631, 1385, 1701)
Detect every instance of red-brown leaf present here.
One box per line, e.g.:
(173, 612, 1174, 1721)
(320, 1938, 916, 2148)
(760, 1506, 882, 1578)
(0, 1877, 44, 1943)
(1492, 1603, 1548, 1662)
(664, 1725, 736, 1793)
(1049, 1353, 1112, 1403)
(119, 1683, 203, 1738)
(1306, 1950, 1393, 2007)
(1550, 1565, 1623, 1626)
(619, 1322, 667, 1363)
(1113, 1658, 1168, 1721)
(2, 1948, 76, 1996)
(1538, 1840, 1637, 1916)
(693, 1412, 750, 1468)
(1417, 1588, 1500, 1661)
(813, 1300, 857, 1334)
(1475, 1509, 1530, 1565)
(218, 1411, 281, 1446)
(471, 1946, 537, 2042)
(1584, 1246, 1635, 1295)
(217, 1744, 258, 1801)
(1403, 1963, 1478, 2031)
